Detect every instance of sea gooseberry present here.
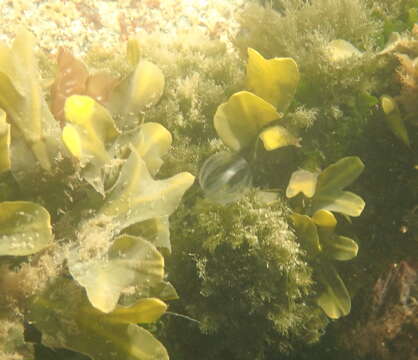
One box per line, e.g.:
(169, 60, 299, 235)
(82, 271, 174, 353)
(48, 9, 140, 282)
(199, 152, 252, 204)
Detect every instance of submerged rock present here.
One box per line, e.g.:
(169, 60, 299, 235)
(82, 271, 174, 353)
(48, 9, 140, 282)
(341, 261, 418, 360)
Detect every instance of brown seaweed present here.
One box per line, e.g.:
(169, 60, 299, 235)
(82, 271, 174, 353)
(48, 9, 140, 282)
(50, 47, 117, 126)
(341, 261, 418, 360)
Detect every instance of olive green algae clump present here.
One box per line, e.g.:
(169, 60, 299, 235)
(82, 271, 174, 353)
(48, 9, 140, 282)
(162, 191, 327, 360)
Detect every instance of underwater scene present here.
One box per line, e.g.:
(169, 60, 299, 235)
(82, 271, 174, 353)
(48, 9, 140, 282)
(0, 0, 417, 359)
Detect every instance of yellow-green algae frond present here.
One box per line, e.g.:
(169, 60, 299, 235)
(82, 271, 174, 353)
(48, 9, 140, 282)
(287, 157, 365, 319)
(214, 48, 301, 153)
(0, 29, 194, 360)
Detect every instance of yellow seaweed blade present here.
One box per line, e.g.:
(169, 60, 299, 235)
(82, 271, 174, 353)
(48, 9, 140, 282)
(312, 209, 337, 244)
(106, 298, 167, 324)
(312, 209, 337, 228)
(0, 70, 54, 173)
(316, 263, 351, 319)
(132, 122, 172, 176)
(313, 190, 365, 217)
(124, 324, 169, 360)
(0, 42, 16, 81)
(246, 48, 299, 112)
(127, 38, 141, 66)
(62, 124, 82, 159)
(100, 149, 195, 233)
(259, 125, 301, 151)
(0, 109, 11, 172)
(63, 95, 120, 194)
(11, 30, 48, 162)
(0, 201, 53, 256)
(0, 29, 64, 174)
(286, 169, 318, 198)
(65, 95, 120, 140)
(129, 60, 165, 112)
(291, 212, 322, 255)
(63, 95, 119, 165)
(64, 94, 96, 126)
(29, 279, 169, 360)
(68, 234, 164, 314)
(214, 91, 280, 151)
(124, 216, 171, 252)
(323, 235, 359, 261)
(0, 72, 24, 120)
(316, 156, 365, 194)
(381, 95, 410, 147)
